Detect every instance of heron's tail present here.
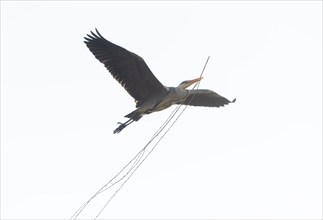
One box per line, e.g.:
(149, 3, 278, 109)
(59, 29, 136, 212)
(125, 109, 142, 121)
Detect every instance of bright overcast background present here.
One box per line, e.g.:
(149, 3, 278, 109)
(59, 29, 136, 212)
(1, 1, 322, 219)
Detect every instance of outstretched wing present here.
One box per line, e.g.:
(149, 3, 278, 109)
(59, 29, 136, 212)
(178, 89, 236, 107)
(84, 29, 168, 106)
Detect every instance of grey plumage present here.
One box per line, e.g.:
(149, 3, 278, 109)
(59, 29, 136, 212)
(84, 29, 236, 133)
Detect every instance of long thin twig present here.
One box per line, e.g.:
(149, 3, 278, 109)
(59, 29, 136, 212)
(70, 56, 210, 219)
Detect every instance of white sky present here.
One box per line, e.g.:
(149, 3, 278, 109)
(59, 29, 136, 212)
(1, 1, 322, 219)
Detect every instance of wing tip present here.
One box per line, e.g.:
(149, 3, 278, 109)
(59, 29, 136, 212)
(231, 98, 236, 103)
(95, 28, 103, 38)
(84, 28, 104, 42)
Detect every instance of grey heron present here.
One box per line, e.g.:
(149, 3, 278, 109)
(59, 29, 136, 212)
(84, 29, 236, 134)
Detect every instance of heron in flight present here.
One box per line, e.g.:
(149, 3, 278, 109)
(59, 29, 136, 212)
(84, 29, 236, 134)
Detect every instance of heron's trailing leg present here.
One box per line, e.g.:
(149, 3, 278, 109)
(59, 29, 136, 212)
(113, 118, 134, 134)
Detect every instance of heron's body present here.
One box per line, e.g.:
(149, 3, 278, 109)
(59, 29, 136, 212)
(84, 29, 236, 133)
(126, 86, 188, 121)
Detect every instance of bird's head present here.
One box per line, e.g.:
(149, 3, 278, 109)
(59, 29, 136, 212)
(178, 77, 203, 89)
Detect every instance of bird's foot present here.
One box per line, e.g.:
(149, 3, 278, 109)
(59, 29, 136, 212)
(113, 119, 134, 134)
(113, 122, 126, 134)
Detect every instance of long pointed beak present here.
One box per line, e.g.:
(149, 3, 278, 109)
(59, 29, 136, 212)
(189, 77, 203, 83)
(186, 77, 203, 87)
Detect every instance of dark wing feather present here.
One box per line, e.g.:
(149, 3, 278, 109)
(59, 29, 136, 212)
(178, 89, 236, 107)
(84, 29, 168, 106)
